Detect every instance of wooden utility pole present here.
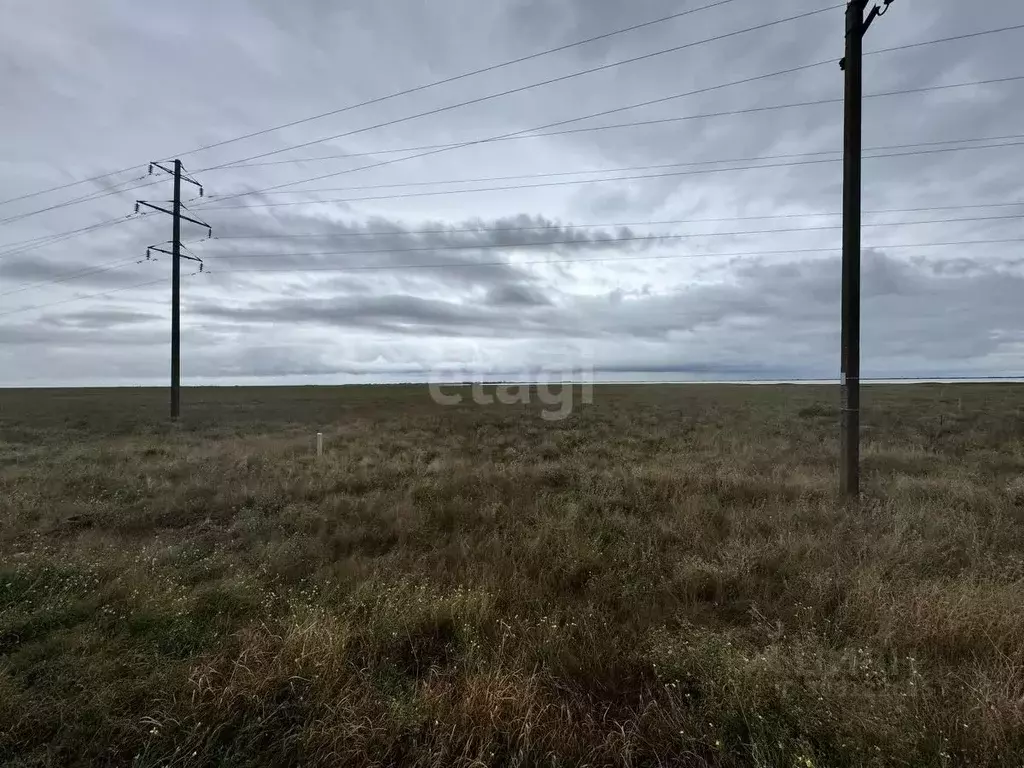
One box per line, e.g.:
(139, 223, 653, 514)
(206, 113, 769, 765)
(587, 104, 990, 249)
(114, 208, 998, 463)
(135, 161, 210, 420)
(840, 0, 893, 498)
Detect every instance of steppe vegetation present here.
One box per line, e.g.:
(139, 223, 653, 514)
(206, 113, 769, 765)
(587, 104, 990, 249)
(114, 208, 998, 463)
(1, 384, 1023, 766)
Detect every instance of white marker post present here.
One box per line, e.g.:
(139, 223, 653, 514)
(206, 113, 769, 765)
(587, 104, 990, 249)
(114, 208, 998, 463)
(316, 432, 323, 457)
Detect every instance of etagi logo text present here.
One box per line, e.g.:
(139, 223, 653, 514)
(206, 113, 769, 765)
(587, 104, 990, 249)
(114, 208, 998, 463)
(428, 373, 594, 421)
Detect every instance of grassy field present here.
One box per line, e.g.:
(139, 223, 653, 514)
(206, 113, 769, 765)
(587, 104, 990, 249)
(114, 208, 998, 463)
(1, 384, 1023, 767)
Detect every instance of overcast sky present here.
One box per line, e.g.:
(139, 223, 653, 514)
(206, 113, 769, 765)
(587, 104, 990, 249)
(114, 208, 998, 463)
(1, 0, 1022, 386)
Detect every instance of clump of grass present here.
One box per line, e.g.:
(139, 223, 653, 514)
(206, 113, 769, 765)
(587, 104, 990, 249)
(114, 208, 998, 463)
(1, 384, 1023, 765)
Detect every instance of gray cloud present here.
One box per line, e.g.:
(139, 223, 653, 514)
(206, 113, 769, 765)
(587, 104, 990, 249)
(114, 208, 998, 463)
(175, 250, 1024, 377)
(205, 211, 659, 264)
(1, 254, 157, 288)
(42, 308, 161, 328)
(486, 283, 552, 307)
(1, 0, 1023, 385)
(0, 322, 166, 347)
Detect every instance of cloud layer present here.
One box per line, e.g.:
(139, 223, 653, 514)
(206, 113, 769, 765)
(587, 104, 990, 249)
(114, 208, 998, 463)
(2, 0, 1023, 385)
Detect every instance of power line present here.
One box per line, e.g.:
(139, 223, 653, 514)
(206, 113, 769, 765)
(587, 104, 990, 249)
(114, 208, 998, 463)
(5, 17, 1021, 221)
(197, 142, 1024, 210)
(6, 84, 978, 232)
(0, 166, 205, 230)
(0, 174, 204, 229)
(204, 138, 1024, 198)
(0, 214, 144, 261)
(196, 217, 1023, 262)
(0, 0, 742, 210)
(6, 194, 1020, 285)
(199, 236, 1024, 274)
(0, 230, 212, 298)
(4, 237, 1020, 319)
(12, 20, 1011, 227)
(175, 0, 746, 162)
(0, 273, 199, 319)
(0, 194, 194, 259)
(0, 177, 172, 229)
(210, 22, 1024, 204)
(200, 5, 843, 174)
(8, 206, 1017, 296)
(0, 6, 849, 225)
(0, 174, 156, 228)
(207, 78, 1024, 171)
(0, 257, 145, 298)
(208, 205, 1024, 241)
(10, 75, 1015, 230)
(1, 216, 131, 253)
(7, 209, 1020, 297)
(0, 167, 151, 210)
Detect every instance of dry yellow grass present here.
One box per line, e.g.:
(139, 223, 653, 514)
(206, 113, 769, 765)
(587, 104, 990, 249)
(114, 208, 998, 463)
(1, 383, 1023, 766)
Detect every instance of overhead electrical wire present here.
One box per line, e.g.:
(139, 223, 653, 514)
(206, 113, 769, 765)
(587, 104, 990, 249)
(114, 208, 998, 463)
(200, 236, 1024, 275)
(6, 99, 1012, 254)
(0, 214, 146, 261)
(195, 217, 1024, 262)
(207, 22, 1024, 204)
(3, 4, 848, 223)
(6, 205, 1021, 299)
(199, 4, 844, 174)
(7, 70, 1019, 231)
(204, 138, 1024, 198)
(0, 168, 152, 211)
(5, 18, 1021, 227)
(3, 8, 1022, 390)
(4, 236, 1021, 323)
(0, 166, 204, 229)
(1, 4, 830, 226)
(175, 0, 746, 162)
(0, 0, 743, 209)
(4, 236, 1021, 319)
(0, 257, 148, 299)
(209, 204, 1024, 241)
(0, 272, 202, 319)
(1, 215, 134, 253)
(0, 174, 158, 227)
(205, 77, 1024, 172)
(5, 193, 1021, 282)
(197, 142, 1024, 210)
(0, 233, 211, 297)
(5, 20, 1023, 310)
(0, 177, 170, 228)
(6, 73, 1018, 228)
